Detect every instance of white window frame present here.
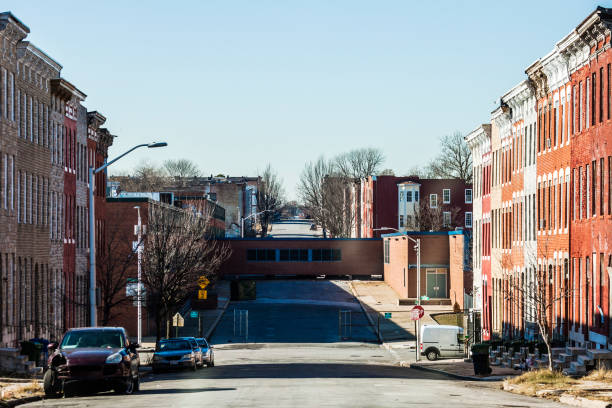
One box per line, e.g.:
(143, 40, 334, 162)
(443, 211, 451, 227)
(430, 194, 438, 208)
(465, 211, 473, 228)
(465, 188, 472, 204)
(442, 189, 451, 204)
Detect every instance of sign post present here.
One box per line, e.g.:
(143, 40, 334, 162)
(411, 305, 425, 361)
(172, 312, 184, 337)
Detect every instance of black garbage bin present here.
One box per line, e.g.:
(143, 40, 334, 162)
(471, 344, 492, 376)
(20, 341, 42, 365)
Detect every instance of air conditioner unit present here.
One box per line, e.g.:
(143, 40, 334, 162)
(546, 138, 551, 148)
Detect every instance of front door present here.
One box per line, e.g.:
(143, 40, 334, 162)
(426, 269, 447, 299)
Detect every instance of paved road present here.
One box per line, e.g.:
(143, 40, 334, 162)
(23, 344, 568, 408)
(22, 281, 568, 407)
(267, 219, 322, 238)
(211, 280, 377, 343)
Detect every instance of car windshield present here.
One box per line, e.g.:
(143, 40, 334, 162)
(157, 340, 191, 351)
(196, 339, 209, 348)
(61, 330, 125, 349)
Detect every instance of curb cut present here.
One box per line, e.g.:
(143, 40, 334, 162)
(0, 395, 43, 407)
(204, 296, 231, 340)
(409, 363, 507, 382)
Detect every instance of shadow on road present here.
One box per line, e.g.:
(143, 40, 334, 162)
(148, 363, 452, 381)
(138, 387, 236, 394)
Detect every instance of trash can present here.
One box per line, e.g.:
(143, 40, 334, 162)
(471, 343, 492, 376)
(20, 341, 43, 365)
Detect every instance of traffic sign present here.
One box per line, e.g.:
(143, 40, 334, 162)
(198, 289, 208, 300)
(190, 310, 198, 319)
(172, 313, 184, 327)
(384, 312, 392, 319)
(410, 305, 425, 321)
(197, 276, 210, 289)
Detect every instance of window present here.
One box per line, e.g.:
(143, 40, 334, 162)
(609, 156, 611, 215)
(406, 191, 412, 202)
(443, 212, 451, 227)
(592, 161, 596, 216)
(465, 212, 473, 228)
(600, 67, 604, 123)
(430, 194, 438, 208)
(414, 191, 419, 202)
(592, 72, 596, 126)
(579, 81, 583, 132)
(600, 158, 604, 215)
(442, 189, 450, 204)
(608, 64, 611, 120)
(587, 77, 591, 129)
(279, 249, 308, 261)
(399, 215, 404, 228)
(406, 215, 413, 228)
(465, 188, 472, 204)
(399, 191, 404, 202)
(384, 240, 390, 264)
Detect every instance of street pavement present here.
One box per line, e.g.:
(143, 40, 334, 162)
(267, 219, 322, 238)
(21, 280, 568, 407)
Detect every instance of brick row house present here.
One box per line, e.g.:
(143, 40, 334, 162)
(467, 7, 612, 350)
(352, 175, 473, 238)
(0, 12, 115, 347)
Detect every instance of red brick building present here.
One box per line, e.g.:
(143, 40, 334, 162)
(381, 231, 468, 308)
(0, 12, 115, 347)
(356, 175, 473, 238)
(466, 8, 612, 356)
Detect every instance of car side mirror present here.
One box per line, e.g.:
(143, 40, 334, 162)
(48, 343, 58, 351)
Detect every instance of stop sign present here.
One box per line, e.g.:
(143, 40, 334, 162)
(410, 305, 425, 321)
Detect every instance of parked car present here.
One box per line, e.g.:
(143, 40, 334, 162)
(43, 327, 140, 397)
(195, 338, 215, 367)
(152, 338, 198, 372)
(179, 337, 204, 368)
(420, 325, 464, 361)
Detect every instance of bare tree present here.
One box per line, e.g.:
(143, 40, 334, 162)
(256, 164, 284, 237)
(413, 200, 462, 231)
(426, 132, 473, 183)
(378, 168, 395, 176)
(98, 210, 141, 326)
(163, 159, 201, 180)
(500, 240, 572, 370)
(110, 160, 167, 192)
(403, 165, 432, 178)
(334, 147, 385, 179)
(298, 157, 354, 238)
(141, 203, 231, 341)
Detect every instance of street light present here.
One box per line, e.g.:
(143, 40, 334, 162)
(241, 209, 273, 238)
(374, 226, 421, 361)
(133, 206, 143, 345)
(89, 141, 167, 327)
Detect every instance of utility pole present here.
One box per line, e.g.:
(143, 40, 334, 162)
(134, 206, 143, 345)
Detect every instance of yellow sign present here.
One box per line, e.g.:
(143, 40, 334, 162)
(198, 276, 210, 289)
(198, 289, 208, 300)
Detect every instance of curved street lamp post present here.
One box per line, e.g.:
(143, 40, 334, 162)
(89, 142, 167, 327)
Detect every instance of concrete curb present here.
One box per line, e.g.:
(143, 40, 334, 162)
(204, 296, 231, 340)
(0, 395, 43, 407)
(409, 363, 508, 382)
(559, 394, 612, 408)
(348, 282, 383, 345)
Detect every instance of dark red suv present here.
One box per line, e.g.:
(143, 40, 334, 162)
(44, 327, 140, 397)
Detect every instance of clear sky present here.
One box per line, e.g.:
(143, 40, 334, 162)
(4, 1, 609, 199)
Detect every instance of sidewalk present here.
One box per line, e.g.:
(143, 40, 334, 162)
(410, 359, 519, 381)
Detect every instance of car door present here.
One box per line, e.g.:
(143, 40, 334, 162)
(439, 329, 457, 357)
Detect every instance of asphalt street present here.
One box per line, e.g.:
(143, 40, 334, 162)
(21, 280, 568, 407)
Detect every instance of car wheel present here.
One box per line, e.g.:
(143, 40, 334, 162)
(43, 369, 61, 397)
(115, 377, 134, 395)
(426, 349, 439, 361)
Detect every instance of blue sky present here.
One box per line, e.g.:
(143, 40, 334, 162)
(5, 1, 608, 199)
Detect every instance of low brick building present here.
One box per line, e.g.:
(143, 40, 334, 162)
(219, 238, 383, 278)
(382, 231, 469, 308)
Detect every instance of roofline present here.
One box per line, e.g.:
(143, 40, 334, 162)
(0, 12, 29, 35)
(381, 230, 464, 238)
(22, 42, 62, 72)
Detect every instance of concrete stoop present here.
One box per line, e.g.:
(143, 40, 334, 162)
(0, 348, 39, 375)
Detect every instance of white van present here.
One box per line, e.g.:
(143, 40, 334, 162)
(420, 325, 464, 361)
